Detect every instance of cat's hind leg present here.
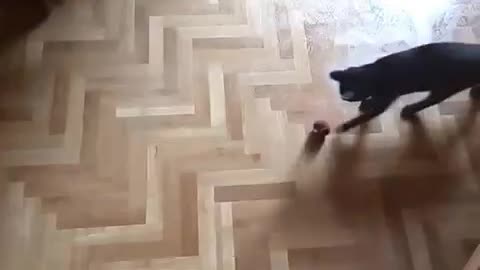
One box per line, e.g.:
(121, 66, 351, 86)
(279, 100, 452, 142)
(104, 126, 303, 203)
(401, 90, 455, 119)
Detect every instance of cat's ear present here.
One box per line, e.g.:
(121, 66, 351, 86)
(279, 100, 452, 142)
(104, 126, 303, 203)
(330, 70, 345, 81)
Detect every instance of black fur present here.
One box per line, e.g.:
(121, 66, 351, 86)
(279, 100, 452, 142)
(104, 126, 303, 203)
(330, 42, 480, 132)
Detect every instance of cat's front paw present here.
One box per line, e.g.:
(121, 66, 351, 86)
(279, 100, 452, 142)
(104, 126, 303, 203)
(335, 123, 349, 133)
(400, 106, 417, 120)
(359, 98, 375, 113)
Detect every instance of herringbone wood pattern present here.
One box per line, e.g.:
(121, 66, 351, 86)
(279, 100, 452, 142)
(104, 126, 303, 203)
(1, 0, 480, 269)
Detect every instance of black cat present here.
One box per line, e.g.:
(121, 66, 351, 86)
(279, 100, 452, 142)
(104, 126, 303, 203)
(330, 42, 480, 133)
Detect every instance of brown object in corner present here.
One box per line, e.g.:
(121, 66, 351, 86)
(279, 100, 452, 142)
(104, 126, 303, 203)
(0, 0, 52, 47)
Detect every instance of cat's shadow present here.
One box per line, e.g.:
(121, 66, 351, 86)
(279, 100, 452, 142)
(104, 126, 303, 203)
(274, 101, 480, 234)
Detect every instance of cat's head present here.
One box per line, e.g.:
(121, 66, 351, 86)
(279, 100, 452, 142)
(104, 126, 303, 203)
(330, 67, 376, 102)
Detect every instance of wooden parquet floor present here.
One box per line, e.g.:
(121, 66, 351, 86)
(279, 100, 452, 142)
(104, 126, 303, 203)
(2, 0, 480, 269)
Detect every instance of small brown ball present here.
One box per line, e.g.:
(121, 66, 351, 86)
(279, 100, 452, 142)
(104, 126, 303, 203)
(312, 121, 330, 136)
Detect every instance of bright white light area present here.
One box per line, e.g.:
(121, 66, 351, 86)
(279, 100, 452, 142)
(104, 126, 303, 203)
(282, 0, 454, 22)
(283, 0, 457, 46)
(385, 0, 453, 19)
(382, 0, 455, 43)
